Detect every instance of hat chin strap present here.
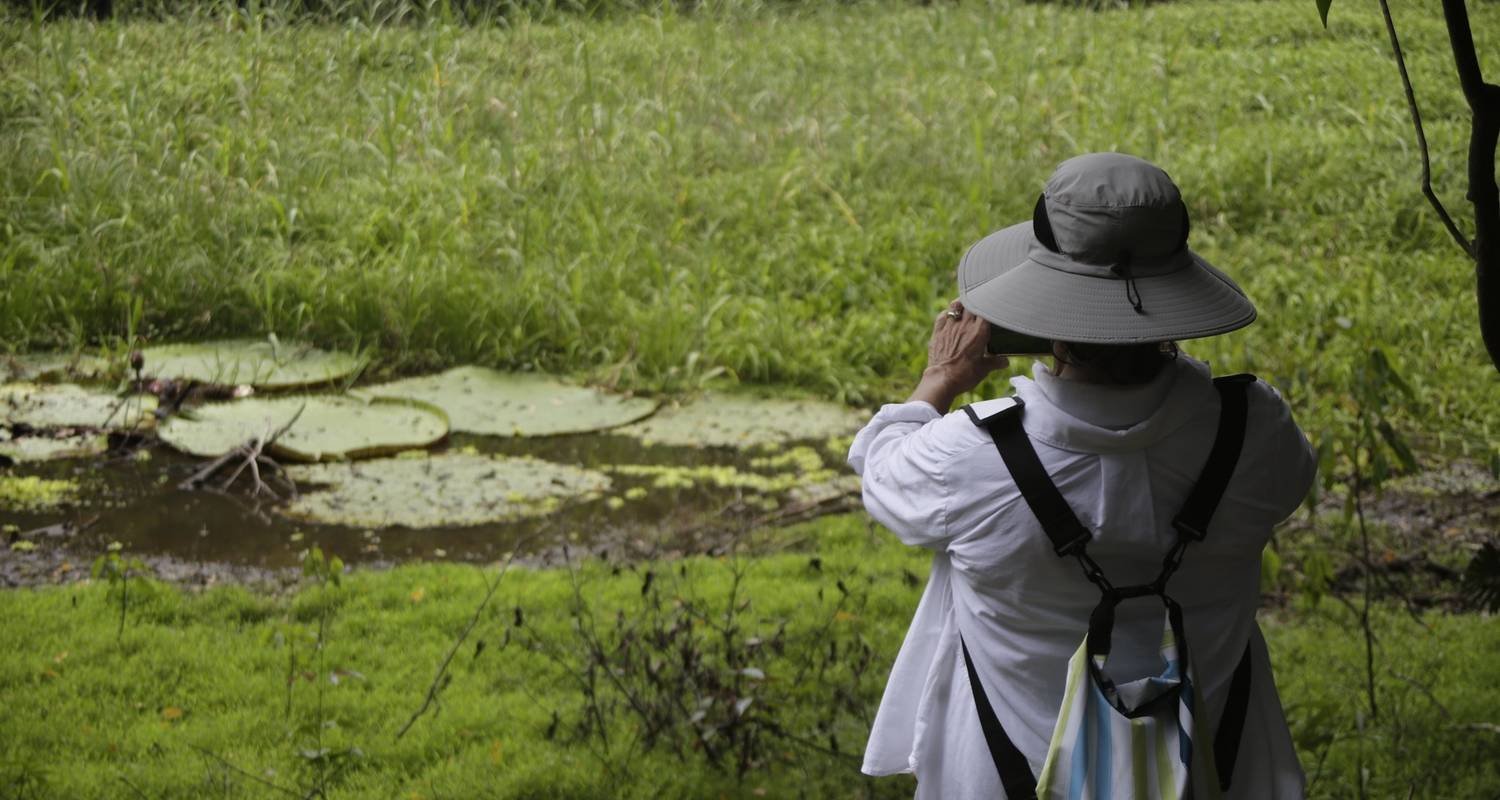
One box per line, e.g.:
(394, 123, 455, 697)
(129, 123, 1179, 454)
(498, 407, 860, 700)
(1111, 253, 1147, 316)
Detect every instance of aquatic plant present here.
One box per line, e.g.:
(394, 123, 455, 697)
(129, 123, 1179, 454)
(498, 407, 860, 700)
(0, 352, 110, 384)
(357, 366, 657, 437)
(1, 383, 155, 430)
(0, 431, 108, 463)
(159, 395, 449, 461)
(90, 542, 155, 640)
(611, 463, 838, 494)
(282, 454, 610, 528)
(620, 397, 866, 449)
(0, 475, 80, 511)
(139, 339, 365, 390)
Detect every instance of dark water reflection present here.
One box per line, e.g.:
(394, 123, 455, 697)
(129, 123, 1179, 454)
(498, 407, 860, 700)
(1, 430, 851, 570)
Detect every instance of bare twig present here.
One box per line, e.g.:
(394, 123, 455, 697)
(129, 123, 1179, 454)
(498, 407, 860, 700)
(117, 773, 150, 800)
(258, 456, 296, 499)
(748, 488, 860, 529)
(99, 391, 149, 432)
(1389, 670, 1453, 720)
(181, 449, 243, 490)
(179, 404, 305, 500)
(1304, 730, 1340, 796)
(559, 545, 616, 755)
(10, 515, 98, 542)
(394, 533, 539, 741)
(187, 745, 302, 798)
(1355, 466, 1380, 721)
(1377, 0, 1473, 256)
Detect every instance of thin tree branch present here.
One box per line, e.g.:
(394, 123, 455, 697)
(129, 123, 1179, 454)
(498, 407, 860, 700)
(1377, 0, 1473, 256)
(1355, 456, 1379, 720)
(1389, 669, 1454, 720)
(1440, 0, 1488, 102)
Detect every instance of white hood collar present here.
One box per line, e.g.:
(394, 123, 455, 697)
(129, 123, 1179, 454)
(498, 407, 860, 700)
(1009, 355, 1217, 454)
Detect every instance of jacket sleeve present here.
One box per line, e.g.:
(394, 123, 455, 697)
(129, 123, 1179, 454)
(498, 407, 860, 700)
(846, 401, 958, 548)
(1241, 379, 1318, 524)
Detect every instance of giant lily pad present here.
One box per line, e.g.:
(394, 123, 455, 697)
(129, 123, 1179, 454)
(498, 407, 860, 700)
(0, 431, 109, 463)
(158, 395, 448, 462)
(282, 453, 610, 528)
(1, 353, 111, 383)
(356, 367, 658, 437)
(1, 383, 156, 430)
(618, 396, 867, 449)
(140, 339, 364, 390)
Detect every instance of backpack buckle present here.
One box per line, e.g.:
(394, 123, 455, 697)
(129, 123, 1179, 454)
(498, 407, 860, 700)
(1171, 518, 1208, 542)
(1053, 526, 1092, 557)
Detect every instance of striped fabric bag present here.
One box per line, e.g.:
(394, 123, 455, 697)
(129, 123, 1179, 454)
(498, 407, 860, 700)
(1035, 604, 1220, 800)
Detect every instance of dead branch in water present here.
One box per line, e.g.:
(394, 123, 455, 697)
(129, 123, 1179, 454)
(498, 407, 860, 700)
(179, 404, 305, 501)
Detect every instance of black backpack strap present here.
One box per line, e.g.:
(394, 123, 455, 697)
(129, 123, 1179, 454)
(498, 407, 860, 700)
(1215, 644, 1254, 790)
(1191, 375, 1256, 791)
(960, 635, 1037, 799)
(1172, 374, 1254, 541)
(966, 398, 1092, 556)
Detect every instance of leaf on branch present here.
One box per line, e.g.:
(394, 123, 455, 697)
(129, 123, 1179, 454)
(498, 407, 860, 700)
(1376, 420, 1419, 473)
(1368, 348, 1414, 399)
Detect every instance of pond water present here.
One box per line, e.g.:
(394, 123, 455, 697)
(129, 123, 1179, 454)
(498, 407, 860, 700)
(2, 429, 856, 571)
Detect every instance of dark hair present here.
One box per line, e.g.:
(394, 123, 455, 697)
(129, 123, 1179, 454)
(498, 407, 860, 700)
(1053, 341, 1179, 386)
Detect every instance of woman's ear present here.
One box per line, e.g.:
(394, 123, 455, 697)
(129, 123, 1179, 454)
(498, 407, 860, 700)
(1049, 341, 1068, 377)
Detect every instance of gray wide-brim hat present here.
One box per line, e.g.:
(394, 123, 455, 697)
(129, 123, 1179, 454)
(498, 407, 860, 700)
(958, 153, 1256, 344)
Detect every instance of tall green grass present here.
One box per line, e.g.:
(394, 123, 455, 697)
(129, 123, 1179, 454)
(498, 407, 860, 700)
(2, 0, 1496, 453)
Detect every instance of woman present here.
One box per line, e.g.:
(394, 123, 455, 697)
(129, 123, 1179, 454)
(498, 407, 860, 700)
(849, 153, 1315, 798)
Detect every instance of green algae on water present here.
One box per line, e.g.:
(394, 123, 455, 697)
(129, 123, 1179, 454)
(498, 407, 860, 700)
(0, 475, 79, 511)
(611, 463, 839, 493)
(281, 454, 610, 528)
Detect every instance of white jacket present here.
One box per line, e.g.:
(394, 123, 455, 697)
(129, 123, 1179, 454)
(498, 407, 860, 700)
(848, 356, 1315, 799)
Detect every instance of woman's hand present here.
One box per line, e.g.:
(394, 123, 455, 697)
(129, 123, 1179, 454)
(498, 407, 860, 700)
(907, 300, 1009, 413)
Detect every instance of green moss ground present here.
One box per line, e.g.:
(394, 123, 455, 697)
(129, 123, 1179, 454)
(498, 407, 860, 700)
(2, 515, 1497, 798)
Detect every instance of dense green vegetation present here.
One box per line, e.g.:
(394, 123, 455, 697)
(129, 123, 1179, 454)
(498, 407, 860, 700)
(2, 0, 1497, 453)
(1, 515, 1496, 798)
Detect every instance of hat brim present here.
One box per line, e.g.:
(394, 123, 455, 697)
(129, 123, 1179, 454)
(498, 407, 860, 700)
(957, 222, 1257, 344)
